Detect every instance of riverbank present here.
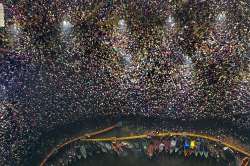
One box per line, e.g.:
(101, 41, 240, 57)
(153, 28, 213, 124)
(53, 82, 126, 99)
(28, 115, 250, 166)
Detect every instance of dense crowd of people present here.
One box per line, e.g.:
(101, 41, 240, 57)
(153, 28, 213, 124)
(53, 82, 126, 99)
(0, 0, 249, 165)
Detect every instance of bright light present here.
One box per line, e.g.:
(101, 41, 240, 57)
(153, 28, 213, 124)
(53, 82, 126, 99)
(10, 23, 19, 35)
(0, 85, 7, 100)
(166, 15, 175, 28)
(62, 20, 72, 32)
(181, 55, 193, 78)
(118, 19, 127, 33)
(63, 20, 68, 26)
(119, 49, 132, 65)
(0, 3, 4, 27)
(123, 53, 132, 64)
(13, 23, 18, 31)
(184, 55, 192, 65)
(217, 12, 226, 22)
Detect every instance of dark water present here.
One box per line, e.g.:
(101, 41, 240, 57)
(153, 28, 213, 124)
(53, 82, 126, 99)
(72, 152, 227, 166)
(34, 116, 246, 166)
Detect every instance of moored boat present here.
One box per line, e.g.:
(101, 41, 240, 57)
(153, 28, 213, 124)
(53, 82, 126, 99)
(175, 137, 181, 153)
(170, 138, 177, 154)
(159, 140, 165, 153)
(184, 138, 191, 157)
(146, 141, 155, 159)
(203, 143, 209, 159)
(195, 138, 201, 157)
(164, 138, 170, 153)
(80, 144, 87, 159)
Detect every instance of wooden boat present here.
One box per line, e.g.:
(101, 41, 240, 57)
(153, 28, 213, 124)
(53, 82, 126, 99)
(112, 141, 124, 155)
(175, 138, 181, 153)
(146, 142, 155, 159)
(164, 139, 170, 153)
(142, 141, 148, 151)
(80, 145, 87, 159)
(241, 157, 249, 166)
(153, 139, 160, 153)
(170, 138, 177, 154)
(199, 139, 205, 157)
(190, 140, 196, 150)
(204, 145, 209, 158)
(105, 143, 112, 151)
(184, 138, 190, 157)
(195, 139, 201, 157)
(159, 142, 165, 153)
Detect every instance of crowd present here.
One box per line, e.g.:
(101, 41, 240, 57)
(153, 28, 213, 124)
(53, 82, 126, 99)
(0, 0, 249, 165)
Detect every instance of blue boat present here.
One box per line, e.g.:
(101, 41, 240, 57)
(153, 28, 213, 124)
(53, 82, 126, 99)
(195, 138, 201, 157)
(184, 138, 190, 150)
(203, 144, 209, 158)
(199, 139, 205, 157)
(184, 138, 190, 157)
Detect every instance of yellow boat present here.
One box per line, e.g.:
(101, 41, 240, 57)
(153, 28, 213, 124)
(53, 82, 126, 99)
(190, 140, 196, 149)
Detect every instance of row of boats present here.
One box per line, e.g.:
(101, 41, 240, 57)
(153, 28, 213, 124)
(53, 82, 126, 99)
(48, 136, 239, 166)
(146, 137, 210, 159)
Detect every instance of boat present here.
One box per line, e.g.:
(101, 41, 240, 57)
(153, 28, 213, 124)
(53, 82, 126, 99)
(184, 138, 190, 150)
(241, 157, 249, 166)
(170, 138, 177, 154)
(99, 143, 108, 153)
(85, 144, 94, 156)
(134, 142, 140, 149)
(105, 143, 112, 151)
(199, 139, 205, 157)
(80, 145, 87, 159)
(142, 141, 148, 151)
(112, 141, 125, 155)
(195, 139, 201, 157)
(146, 142, 155, 159)
(203, 144, 209, 158)
(130, 141, 143, 156)
(121, 141, 133, 149)
(184, 138, 190, 157)
(77, 154, 81, 159)
(159, 142, 165, 153)
(223, 147, 235, 161)
(178, 137, 185, 155)
(153, 139, 160, 153)
(175, 138, 181, 153)
(164, 139, 170, 153)
(190, 140, 196, 150)
(97, 143, 105, 153)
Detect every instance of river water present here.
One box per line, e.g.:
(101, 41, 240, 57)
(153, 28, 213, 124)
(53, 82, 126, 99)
(31, 116, 249, 166)
(73, 153, 225, 166)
